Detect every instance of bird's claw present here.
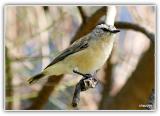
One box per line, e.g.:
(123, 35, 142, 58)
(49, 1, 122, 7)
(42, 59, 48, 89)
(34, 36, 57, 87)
(83, 77, 98, 89)
(73, 69, 98, 90)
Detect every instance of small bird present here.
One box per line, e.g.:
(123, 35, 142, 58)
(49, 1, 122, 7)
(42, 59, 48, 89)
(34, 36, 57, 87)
(27, 24, 120, 84)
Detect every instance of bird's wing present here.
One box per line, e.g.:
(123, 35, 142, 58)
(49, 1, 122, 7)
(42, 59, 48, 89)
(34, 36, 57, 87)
(44, 35, 90, 69)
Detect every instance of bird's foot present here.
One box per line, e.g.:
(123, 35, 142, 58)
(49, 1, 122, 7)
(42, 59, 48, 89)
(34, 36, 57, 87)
(73, 70, 98, 90)
(82, 77, 98, 90)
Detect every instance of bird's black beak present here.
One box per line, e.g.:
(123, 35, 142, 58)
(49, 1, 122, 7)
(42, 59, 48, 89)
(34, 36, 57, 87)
(110, 29, 120, 33)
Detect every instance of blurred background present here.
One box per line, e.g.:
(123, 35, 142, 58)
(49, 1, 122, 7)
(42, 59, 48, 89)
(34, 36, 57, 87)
(5, 5, 155, 110)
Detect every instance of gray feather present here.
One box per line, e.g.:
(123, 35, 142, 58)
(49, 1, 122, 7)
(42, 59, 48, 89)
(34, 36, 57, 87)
(44, 35, 90, 69)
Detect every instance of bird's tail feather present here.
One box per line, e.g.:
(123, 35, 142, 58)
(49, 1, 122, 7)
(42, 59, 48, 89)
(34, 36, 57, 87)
(27, 73, 45, 85)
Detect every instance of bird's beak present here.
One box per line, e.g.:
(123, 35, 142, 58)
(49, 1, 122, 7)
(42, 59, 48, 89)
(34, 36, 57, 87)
(111, 29, 120, 33)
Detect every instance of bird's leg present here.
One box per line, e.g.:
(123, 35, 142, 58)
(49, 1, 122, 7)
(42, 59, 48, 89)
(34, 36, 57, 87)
(73, 70, 92, 79)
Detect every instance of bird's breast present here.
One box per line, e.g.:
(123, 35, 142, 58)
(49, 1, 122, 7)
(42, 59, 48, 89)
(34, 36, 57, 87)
(65, 38, 114, 74)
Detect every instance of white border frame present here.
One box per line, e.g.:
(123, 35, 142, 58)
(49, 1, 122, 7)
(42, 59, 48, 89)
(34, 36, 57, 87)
(1, 2, 158, 114)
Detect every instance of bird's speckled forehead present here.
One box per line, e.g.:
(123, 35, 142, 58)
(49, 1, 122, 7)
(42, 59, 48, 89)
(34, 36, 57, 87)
(96, 24, 116, 30)
(96, 24, 108, 28)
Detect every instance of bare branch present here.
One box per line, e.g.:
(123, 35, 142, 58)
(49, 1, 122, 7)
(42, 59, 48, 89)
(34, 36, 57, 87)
(98, 60, 113, 109)
(105, 6, 116, 25)
(77, 6, 87, 23)
(71, 6, 154, 44)
(12, 22, 155, 62)
(71, 7, 106, 43)
(115, 21, 155, 43)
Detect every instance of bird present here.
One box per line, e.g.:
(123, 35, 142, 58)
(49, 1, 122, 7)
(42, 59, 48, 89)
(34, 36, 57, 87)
(27, 24, 120, 84)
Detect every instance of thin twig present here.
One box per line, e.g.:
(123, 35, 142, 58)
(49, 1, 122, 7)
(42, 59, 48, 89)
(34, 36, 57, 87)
(77, 6, 87, 23)
(72, 82, 81, 107)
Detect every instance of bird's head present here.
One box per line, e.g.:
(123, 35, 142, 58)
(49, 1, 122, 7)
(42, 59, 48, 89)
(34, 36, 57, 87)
(92, 24, 120, 39)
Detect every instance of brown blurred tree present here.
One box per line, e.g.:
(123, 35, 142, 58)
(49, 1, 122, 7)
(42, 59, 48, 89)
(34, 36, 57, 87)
(100, 42, 154, 110)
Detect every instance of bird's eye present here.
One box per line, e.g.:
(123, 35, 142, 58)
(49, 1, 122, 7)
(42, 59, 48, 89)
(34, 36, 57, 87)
(101, 27, 109, 32)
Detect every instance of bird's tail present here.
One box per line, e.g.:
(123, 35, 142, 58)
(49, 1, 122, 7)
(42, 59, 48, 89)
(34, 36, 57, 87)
(27, 73, 45, 85)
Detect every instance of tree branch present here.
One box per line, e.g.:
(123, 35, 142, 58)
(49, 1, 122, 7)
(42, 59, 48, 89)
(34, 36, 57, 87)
(98, 60, 113, 109)
(115, 21, 155, 43)
(13, 22, 155, 63)
(71, 6, 154, 44)
(77, 6, 87, 23)
(105, 6, 116, 25)
(71, 7, 106, 43)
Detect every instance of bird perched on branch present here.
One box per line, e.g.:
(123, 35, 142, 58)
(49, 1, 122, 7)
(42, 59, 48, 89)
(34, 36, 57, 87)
(27, 24, 120, 84)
